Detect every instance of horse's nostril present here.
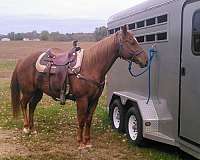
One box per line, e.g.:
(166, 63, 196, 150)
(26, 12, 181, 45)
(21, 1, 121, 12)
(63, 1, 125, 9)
(145, 61, 148, 67)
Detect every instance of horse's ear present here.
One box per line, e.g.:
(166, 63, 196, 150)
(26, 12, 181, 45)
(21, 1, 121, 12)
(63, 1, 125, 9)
(121, 25, 128, 35)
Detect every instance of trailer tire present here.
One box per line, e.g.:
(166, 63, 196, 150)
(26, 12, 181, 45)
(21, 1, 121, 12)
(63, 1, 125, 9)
(109, 99, 125, 132)
(125, 107, 144, 146)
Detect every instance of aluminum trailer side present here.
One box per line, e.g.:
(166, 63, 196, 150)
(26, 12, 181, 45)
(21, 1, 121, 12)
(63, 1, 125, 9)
(107, 0, 200, 158)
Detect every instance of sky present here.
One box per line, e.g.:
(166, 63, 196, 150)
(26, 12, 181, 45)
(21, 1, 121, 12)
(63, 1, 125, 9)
(0, 0, 147, 34)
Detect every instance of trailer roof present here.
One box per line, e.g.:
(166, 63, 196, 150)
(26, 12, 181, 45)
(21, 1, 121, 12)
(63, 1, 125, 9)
(108, 0, 179, 23)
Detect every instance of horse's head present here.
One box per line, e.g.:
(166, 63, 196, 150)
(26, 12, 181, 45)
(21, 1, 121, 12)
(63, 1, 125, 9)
(116, 25, 148, 68)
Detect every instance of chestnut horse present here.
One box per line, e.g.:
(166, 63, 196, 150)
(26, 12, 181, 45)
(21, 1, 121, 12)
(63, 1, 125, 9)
(11, 26, 148, 149)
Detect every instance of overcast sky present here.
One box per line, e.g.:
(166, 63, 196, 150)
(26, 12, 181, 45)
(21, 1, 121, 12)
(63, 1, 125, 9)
(0, 0, 147, 20)
(0, 0, 148, 34)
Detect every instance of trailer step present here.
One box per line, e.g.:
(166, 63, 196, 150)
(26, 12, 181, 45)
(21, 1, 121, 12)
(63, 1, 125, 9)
(144, 132, 175, 146)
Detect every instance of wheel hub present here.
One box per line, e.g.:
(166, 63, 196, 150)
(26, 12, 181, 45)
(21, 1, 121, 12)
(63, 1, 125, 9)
(113, 106, 120, 129)
(128, 115, 138, 140)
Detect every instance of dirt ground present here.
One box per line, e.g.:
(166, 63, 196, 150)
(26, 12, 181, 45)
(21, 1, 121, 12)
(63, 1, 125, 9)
(0, 129, 30, 158)
(0, 128, 143, 160)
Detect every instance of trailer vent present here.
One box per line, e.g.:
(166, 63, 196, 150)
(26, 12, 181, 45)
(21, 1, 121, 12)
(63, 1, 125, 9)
(115, 27, 120, 32)
(157, 14, 168, 24)
(136, 36, 145, 43)
(157, 32, 167, 41)
(146, 34, 155, 42)
(109, 29, 114, 35)
(146, 18, 156, 26)
(128, 23, 135, 30)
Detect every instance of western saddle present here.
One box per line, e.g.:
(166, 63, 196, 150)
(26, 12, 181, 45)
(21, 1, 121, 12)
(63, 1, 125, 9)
(36, 40, 82, 105)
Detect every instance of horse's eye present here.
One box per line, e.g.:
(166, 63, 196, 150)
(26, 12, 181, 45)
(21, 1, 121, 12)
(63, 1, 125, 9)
(130, 38, 135, 44)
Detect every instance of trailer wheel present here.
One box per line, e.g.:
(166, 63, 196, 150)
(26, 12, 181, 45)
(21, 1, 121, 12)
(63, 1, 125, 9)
(125, 107, 144, 146)
(109, 99, 125, 132)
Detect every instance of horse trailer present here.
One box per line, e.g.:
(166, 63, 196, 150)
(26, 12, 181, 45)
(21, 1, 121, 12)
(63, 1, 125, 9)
(107, 0, 200, 158)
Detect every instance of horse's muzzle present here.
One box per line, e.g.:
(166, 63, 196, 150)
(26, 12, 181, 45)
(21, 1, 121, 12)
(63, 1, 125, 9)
(144, 60, 148, 67)
(139, 60, 148, 68)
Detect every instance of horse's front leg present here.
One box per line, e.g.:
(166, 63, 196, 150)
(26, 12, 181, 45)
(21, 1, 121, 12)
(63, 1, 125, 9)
(84, 100, 98, 147)
(76, 97, 88, 149)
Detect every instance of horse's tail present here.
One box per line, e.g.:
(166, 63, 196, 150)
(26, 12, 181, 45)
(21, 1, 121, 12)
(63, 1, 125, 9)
(10, 63, 21, 118)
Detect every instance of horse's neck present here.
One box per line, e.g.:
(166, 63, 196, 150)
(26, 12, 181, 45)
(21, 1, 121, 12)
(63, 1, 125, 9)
(82, 35, 118, 81)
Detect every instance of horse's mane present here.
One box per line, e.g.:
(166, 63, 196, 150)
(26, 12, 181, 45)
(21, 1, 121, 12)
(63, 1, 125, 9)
(83, 34, 117, 67)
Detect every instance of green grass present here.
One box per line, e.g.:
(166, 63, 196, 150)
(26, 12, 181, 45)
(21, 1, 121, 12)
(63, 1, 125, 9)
(0, 81, 21, 129)
(0, 59, 16, 71)
(0, 80, 187, 160)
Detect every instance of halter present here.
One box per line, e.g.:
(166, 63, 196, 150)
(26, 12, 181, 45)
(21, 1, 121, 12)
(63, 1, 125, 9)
(117, 34, 144, 61)
(118, 42, 144, 60)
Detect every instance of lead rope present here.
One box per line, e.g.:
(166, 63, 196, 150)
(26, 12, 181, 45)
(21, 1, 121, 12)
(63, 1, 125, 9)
(128, 47, 157, 104)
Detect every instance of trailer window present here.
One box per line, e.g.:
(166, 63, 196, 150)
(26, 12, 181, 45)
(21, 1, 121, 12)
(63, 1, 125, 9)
(146, 34, 155, 42)
(136, 36, 144, 43)
(146, 18, 156, 26)
(157, 14, 168, 24)
(115, 27, 120, 32)
(109, 29, 114, 35)
(157, 32, 167, 41)
(128, 23, 135, 30)
(136, 21, 145, 28)
(192, 10, 200, 55)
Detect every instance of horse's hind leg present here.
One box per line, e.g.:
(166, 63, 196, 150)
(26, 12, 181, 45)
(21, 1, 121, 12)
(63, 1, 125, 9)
(29, 90, 43, 132)
(20, 93, 32, 134)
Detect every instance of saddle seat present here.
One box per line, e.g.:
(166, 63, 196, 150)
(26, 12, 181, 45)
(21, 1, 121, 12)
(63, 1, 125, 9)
(46, 48, 77, 66)
(35, 47, 84, 105)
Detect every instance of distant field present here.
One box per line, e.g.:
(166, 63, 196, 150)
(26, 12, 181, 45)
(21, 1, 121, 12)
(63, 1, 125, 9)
(0, 41, 94, 59)
(0, 41, 189, 160)
(0, 41, 94, 79)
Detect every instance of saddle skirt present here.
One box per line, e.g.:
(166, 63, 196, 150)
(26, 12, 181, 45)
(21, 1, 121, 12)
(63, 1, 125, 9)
(35, 49, 84, 74)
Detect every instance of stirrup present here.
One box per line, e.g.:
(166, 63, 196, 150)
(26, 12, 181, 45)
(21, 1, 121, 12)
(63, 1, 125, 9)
(65, 94, 76, 101)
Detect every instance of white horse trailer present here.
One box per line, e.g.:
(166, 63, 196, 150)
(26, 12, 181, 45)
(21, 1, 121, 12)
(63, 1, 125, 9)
(107, 0, 200, 158)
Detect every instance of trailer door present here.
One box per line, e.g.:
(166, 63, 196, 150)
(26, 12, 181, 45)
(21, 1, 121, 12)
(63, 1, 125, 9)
(180, 1, 200, 145)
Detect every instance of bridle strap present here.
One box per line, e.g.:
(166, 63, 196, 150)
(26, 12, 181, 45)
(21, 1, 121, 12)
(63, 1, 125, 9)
(129, 50, 144, 59)
(118, 43, 123, 58)
(116, 33, 144, 59)
(118, 42, 144, 60)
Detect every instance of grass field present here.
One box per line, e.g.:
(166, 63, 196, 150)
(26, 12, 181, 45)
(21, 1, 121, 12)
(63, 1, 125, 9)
(0, 41, 193, 159)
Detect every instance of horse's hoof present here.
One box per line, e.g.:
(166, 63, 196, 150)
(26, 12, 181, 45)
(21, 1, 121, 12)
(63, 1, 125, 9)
(32, 130, 37, 134)
(23, 128, 30, 134)
(78, 144, 86, 150)
(85, 144, 93, 148)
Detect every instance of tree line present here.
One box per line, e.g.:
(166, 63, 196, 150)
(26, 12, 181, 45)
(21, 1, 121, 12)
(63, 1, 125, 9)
(2, 26, 107, 42)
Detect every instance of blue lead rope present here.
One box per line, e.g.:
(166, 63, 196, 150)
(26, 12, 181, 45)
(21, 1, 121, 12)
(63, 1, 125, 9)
(128, 48, 157, 104)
